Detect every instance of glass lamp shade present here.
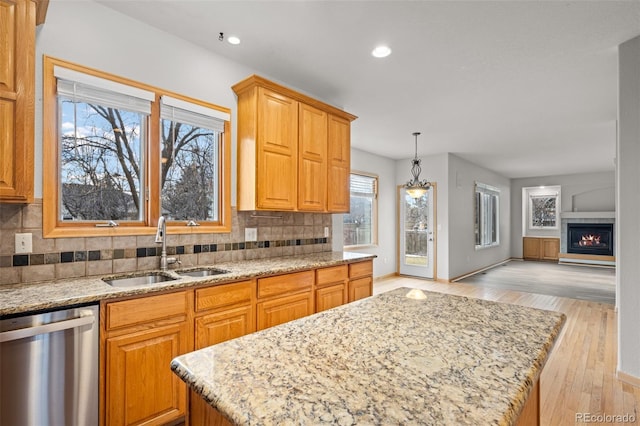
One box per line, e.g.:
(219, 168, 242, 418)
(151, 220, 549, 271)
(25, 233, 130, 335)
(405, 185, 428, 198)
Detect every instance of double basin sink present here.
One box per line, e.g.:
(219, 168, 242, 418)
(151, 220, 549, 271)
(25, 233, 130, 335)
(103, 267, 229, 288)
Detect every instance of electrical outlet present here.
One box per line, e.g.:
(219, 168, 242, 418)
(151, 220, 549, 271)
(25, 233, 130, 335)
(15, 233, 33, 254)
(324, 227, 330, 238)
(245, 228, 257, 242)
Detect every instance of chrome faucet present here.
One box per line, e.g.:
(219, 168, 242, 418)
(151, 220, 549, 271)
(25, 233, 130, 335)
(155, 216, 180, 271)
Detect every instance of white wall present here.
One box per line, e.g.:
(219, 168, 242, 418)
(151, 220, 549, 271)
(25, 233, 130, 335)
(447, 154, 511, 280)
(333, 148, 397, 278)
(617, 35, 640, 381)
(510, 171, 615, 258)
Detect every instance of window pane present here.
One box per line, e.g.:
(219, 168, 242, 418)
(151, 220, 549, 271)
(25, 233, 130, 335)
(160, 120, 220, 221)
(59, 99, 144, 221)
(344, 173, 377, 247)
(530, 196, 556, 228)
(475, 183, 499, 248)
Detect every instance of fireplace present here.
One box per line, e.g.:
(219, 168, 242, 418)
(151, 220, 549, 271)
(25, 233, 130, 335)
(567, 223, 613, 256)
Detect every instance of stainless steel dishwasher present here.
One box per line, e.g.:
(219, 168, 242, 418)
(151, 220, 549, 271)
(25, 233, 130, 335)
(0, 304, 99, 426)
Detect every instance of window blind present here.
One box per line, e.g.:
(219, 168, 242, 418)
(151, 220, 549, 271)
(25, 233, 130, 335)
(160, 96, 229, 132)
(54, 66, 154, 114)
(350, 173, 377, 196)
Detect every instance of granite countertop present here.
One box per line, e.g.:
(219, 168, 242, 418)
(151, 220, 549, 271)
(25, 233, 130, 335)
(171, 287, 566, 426)
(0, 251, 374, 317)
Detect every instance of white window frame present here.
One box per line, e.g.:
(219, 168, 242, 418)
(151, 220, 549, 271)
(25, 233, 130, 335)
(525, 186, 561, 231)
(475, 182, 500, 249)
(343, 171, 378, 249)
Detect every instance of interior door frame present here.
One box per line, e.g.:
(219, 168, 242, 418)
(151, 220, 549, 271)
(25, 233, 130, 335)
(396, 183, 437, 280)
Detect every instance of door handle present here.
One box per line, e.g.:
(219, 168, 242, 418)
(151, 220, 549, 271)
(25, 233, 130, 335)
(0, 313, 95, 343)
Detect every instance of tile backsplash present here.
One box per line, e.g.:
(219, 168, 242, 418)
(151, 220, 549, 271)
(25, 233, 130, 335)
(0, 200, 332, 285)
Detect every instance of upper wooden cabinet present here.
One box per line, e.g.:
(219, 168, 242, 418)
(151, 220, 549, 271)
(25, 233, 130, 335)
(0, 0, 42, 203)
(233, 75, 357, 212)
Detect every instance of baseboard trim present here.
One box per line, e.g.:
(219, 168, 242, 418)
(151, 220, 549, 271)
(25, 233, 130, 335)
(373, 272, 399, 282)
(450, 258, 511, 282)
(617, 370, 640, 388)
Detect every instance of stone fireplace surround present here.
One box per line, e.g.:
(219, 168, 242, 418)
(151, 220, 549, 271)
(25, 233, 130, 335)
(560, 211, 615, 265)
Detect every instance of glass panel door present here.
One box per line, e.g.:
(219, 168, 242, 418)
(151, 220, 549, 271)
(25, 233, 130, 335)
(399, 186, 434, 278)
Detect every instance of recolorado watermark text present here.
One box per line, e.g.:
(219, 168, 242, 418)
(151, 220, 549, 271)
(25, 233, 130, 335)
(576, 412, 637, 423)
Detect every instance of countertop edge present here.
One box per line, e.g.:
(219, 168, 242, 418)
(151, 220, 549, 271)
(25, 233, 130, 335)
(0, 252, 376, 317)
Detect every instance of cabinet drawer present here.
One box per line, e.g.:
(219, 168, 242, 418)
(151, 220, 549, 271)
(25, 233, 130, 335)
(195, 280, 253, 312)
(105, 291, 188, 330)
(349, 260, 373, 279)
(316, 265, 348, 286)
(257, 270, 314, 299)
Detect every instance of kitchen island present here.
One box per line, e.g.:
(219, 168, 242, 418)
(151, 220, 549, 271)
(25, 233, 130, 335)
(171, 287, 566, 425)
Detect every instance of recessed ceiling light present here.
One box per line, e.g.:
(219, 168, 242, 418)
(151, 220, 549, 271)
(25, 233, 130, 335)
(371, 45, 391, 58)
(227, 36, 241, 45)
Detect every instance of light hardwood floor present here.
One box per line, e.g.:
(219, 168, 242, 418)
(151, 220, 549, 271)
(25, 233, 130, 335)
(456, 260, 616, 305)
(374, 276, 640, 426)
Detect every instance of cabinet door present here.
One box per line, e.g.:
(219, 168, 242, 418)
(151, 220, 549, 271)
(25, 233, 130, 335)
(0, 0, 34, 203)
(541, 238, 559, 261)
(256, 292, 313, 331)
(195, 305, 254, 349)
(327, 114, 350, 212)
(256, 88, 298, 210)
(523, 237, 541, 260)
(105, 322, 188, 426)
(349, 276, 372, 302)
(298, 103, 327, 211)
(316, 283, 347, 312)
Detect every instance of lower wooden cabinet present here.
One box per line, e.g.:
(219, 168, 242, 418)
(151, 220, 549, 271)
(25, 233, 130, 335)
(101, 261, 373, 426)
(348, 260, 373, 302)
(523, 237, 559, 261)
(257, 291, 314, 330)
(105, 323, 189, 425)
(102, 291, 190, 426)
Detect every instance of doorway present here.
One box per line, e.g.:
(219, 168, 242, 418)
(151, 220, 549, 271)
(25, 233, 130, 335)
(398, 185, 436, 279)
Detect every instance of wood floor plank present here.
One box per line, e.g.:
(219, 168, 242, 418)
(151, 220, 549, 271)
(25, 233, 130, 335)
(374, 268, 639, 426)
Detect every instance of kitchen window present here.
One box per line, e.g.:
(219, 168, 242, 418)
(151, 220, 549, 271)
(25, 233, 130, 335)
(475, 182, 500, 249)
(343, 172, 378, 248)
(42, 56, 231, 237)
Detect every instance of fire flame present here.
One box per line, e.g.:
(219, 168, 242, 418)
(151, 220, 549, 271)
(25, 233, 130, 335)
(578, 234, 601, 247)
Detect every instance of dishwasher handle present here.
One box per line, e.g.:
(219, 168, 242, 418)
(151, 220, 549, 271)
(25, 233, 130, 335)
(0, 313, 95, 343)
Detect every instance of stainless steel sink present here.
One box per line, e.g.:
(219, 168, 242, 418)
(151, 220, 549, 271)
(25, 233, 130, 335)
(176, 267, 229, 278)
(103, 273, 178, 287)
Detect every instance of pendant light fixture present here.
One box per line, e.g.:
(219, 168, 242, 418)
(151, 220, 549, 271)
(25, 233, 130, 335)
(405, 132, 431, 198)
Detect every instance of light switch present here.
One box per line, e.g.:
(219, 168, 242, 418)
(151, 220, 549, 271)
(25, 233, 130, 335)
(245, 228, 257, 242)
(15, 233, 33, 254)
(324, 227, 330, 238)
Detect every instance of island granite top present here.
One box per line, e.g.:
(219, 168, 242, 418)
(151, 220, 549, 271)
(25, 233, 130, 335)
(171, 287, 566, 426)
(0, 251, 374, 317)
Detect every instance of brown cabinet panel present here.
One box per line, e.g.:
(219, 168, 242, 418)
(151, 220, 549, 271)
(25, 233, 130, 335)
(195, 280, 253, 312)
(0, 0, 34, 203)
(298, 103, 327, 211)
(523, 237, 559, 261)
(257, 292, 313, 330)
(316, 264, 348, 287)
(195, 305, 254, 349)
(327, 114, 351, 213)
(105, 322, 188, 425)
(316, 283, 347, 312)
(541, 238, 560, 261)
(257, 270, 314, 299)
(105, 291, 188, 331)
(349, 276, 372, 302)
(256, 88, 298, 210)
(349, 260, 373, 279)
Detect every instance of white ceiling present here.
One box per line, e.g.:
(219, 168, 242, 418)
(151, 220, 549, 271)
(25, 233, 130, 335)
(97, 0, 640, 179)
